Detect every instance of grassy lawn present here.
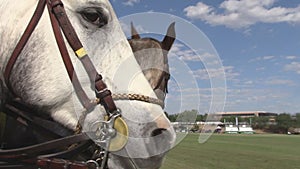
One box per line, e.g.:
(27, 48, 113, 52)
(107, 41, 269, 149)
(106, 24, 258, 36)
(161, 133, 300, 169)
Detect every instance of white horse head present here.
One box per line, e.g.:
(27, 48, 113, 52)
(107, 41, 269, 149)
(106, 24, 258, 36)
(0, 0, 176, 168)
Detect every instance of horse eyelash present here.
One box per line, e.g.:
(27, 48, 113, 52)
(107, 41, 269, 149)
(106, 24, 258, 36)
(79, 7, 109, 28)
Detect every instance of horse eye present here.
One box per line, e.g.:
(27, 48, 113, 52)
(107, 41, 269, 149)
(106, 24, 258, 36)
(80, 8, 108, 28)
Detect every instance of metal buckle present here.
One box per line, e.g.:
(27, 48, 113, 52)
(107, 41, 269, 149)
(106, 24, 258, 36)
(90, 113, 120, 147)
(86, 159, 100, 169)
(88, 112, 121, 169)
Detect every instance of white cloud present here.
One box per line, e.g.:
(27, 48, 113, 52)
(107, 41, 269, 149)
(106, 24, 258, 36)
(224, 87, 294, 112)
(285, 55, 298, 60)
(123, 0, 140, 6)
(249, 55, 275, 62)
(262, 55, 275, 60)
(284, 62, 300, 74)
(264, 77, 295, 86)
(170, 43, 219, 65)
(120, 22, 147, 38)
(244, 80, 253, 85)
(184, 0, 300, 29)
(256, 67, 265, 71)
(170, 43, 199, 61)
(192, 66, 239, 80)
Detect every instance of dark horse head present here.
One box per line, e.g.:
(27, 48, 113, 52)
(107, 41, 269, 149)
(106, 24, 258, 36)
(128, 22, 176, 104)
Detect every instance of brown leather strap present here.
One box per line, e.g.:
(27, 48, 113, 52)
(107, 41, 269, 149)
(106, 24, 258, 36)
(0, 133, 89, 159)
(47, 1, 95, 111)
(37, 158, 89, 169)
(49, 0, 118, 114)
(4, 0, 46, 94)
(0, 133, 91, 169)
(49, 0, 83, 54)
(4, 101, 73, 138)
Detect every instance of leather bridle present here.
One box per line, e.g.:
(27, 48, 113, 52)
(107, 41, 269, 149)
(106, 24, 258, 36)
(0, 0, 164, 168)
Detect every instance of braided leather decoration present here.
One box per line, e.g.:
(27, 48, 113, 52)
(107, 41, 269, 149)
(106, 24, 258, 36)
(112, 93, 164, 108)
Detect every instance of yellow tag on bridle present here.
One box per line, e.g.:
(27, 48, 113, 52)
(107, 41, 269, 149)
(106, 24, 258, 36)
(75, 47, 87, 59)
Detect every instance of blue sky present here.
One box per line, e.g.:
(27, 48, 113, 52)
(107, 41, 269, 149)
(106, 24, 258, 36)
(111, 0, 300, 114)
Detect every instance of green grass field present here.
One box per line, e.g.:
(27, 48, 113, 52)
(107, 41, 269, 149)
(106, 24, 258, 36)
(161, 134, 300, 169)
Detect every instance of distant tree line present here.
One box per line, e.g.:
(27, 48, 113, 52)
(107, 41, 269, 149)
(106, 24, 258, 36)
(166, 110, 207, 123)
(167, 110, 300, 134)
(221, 113, 300, 134)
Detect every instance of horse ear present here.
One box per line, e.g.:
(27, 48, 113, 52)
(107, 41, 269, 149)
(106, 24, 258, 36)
(162, 22, 176, 52)
(131, 22, 141, 39)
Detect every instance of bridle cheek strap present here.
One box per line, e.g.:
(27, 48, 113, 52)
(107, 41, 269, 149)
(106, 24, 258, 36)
(4, 0, 46, 95)
(47, 2, 94, 111)
(48, 0, 118, 114)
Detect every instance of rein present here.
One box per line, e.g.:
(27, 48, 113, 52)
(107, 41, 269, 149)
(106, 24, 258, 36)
(1, 0, 164, 168)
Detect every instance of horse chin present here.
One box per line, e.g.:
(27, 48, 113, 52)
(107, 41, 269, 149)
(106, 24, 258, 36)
(109, 154, 166, 169)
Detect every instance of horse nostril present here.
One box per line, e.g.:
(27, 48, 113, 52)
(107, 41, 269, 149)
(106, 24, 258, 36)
(151, 128, 166, 137)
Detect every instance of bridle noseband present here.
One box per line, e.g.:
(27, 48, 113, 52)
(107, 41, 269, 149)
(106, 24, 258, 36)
(1, 0, 164, 168)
